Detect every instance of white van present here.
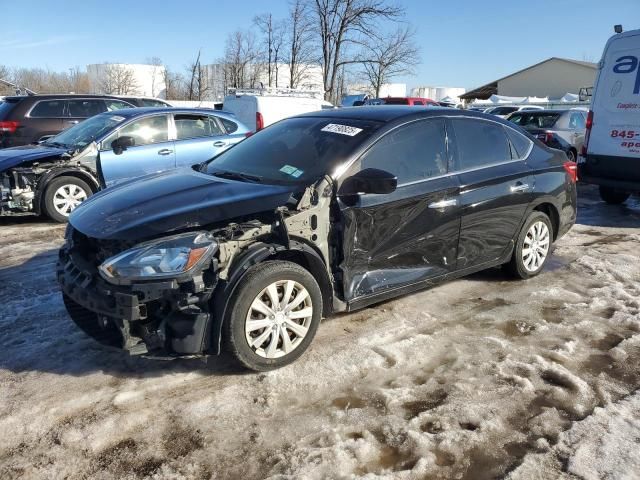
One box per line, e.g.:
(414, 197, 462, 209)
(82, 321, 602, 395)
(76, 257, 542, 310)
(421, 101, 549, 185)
(580, 27, 640, 204)
(223, 88, 333, 132)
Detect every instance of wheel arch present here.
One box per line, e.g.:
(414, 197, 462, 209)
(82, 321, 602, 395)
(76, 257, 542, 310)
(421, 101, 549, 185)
(207, 238, 334, 355)
(35, 167, 100, 215)
(531, 201, 560, 241)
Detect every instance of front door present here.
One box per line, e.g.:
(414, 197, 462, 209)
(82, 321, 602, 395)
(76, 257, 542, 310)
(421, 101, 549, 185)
(338, 118, 461, 301)
(99, 114, 175, 186)
(448, 117, 534, 269)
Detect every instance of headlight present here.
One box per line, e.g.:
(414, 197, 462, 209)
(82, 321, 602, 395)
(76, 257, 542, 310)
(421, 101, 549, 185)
(99, 231, 217, 283)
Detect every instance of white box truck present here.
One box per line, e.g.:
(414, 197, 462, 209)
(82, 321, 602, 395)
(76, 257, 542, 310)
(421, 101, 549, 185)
(580, 27, 640, 203)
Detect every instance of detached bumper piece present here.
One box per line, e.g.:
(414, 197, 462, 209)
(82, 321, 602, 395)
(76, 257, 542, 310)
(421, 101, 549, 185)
(57, 248, 216, 357)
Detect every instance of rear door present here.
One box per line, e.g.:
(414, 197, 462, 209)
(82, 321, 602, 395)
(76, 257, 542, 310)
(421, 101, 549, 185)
(65, 99, 106, 130)
(338, 118, 461, 301)
(172, 113, 232, 167)
(98, 114, 175, 185)
(23, 99, 66, 143)
(449, 117, 534, 269)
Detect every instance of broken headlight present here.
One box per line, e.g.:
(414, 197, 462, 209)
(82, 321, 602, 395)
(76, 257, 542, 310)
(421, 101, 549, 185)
(98, 232, 217, 283)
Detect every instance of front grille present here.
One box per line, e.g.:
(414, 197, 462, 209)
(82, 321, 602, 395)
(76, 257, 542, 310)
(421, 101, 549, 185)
(71, 230, 136, 266)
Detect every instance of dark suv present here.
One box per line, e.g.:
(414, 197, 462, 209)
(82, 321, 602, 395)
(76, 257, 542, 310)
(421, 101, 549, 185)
(0, 94, 134, 148)
(58, 107, 577, 371)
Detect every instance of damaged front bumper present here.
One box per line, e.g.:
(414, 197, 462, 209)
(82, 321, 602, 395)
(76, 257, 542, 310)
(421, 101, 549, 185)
(57, 242, 218, 357)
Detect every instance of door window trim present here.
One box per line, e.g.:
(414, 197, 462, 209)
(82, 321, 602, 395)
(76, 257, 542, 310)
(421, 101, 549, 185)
(334, 114, 533, 186)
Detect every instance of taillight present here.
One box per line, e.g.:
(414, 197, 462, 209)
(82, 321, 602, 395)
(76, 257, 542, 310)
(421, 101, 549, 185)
(256, 112, 264, 131)
(0, 121, 20, 133)
(563, 161, 578, 183)
(544, 131, 554, 143)
(581, 110, 593, 156)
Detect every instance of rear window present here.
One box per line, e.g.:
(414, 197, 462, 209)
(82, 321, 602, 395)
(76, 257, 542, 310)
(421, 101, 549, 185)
(490, 106, 518, 115)
(383, 98, 409, 105)
(30, 100, 65, 118)
(0, 101, 17, 118)
(509, 112, 561, 129)
(141, 99, 168, 107)
(505, 127, 533, 159)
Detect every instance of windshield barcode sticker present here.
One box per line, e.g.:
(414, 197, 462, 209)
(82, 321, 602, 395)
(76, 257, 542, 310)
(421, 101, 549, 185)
(321, 123, 363, 136)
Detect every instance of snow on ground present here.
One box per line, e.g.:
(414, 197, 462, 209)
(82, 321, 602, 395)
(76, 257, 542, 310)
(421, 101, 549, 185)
(0, 185, 639, 480)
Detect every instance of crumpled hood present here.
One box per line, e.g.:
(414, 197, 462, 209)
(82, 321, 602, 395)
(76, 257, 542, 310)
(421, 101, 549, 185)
(0, 144, 68, 172)
(69, 167, 296, 240)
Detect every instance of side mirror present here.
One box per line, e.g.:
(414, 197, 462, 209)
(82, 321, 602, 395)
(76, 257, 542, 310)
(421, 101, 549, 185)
(339, 168, 397, 196)
(111, 136, 135, 155)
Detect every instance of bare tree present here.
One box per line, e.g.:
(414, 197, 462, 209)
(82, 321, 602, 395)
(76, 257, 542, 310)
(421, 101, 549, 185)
(146, 56, 164, 97)
(285, 0, 318, 89)
(253, 14, 286, 87)
(163, 67, 187, 100)
(0, 64, 10, 80)
(98, 64, 139, 95)
(222, 30, 262, 90)
(359, 26, 420, 97)
(310, 0, 404, 102)
(185, 50, 210, 101)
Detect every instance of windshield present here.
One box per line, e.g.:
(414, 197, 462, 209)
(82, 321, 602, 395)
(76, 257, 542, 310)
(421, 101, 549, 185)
(509, 112, 561, 129)
(43, 113, 127, 150)
(204, 117, 381, 184)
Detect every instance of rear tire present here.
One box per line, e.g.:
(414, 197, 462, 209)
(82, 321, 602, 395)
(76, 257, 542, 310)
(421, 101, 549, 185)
(505, 211, 553, 279)
(43, 176, 92, 223)
(599, 186, 629, 205)
(223, 261, 323, 371)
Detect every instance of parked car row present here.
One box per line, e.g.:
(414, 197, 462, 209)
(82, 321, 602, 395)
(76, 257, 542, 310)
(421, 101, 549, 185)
(0, 93, 173, 148)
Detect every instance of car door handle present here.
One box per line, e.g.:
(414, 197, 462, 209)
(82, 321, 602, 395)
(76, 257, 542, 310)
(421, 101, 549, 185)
(428, 198, 457, 209)
(510, 183, 530, 193)
(157, 149, 173, 156)
(213, 141, 227, 147)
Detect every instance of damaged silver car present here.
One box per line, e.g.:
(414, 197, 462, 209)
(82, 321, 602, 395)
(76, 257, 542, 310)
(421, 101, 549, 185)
(58, 107, 577, 370)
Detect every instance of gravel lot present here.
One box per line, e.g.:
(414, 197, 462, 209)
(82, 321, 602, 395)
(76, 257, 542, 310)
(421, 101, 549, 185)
(1, 185, 639, 480)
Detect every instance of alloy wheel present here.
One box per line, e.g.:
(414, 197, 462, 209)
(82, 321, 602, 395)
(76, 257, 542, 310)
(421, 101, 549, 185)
(522, 220, 550, 272)
(244, 280, 313, 359)
(53, 184, 87, 216)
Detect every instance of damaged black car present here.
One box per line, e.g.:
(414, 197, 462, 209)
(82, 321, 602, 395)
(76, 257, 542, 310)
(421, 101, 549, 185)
(57, 107, 577, 371)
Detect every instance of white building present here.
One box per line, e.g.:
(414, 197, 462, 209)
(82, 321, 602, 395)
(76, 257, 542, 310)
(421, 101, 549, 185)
(203, 63, 324, 101)
(410, 86, 466, 103)
(346, 83, 407, 97)
(87, 63, 166, 98)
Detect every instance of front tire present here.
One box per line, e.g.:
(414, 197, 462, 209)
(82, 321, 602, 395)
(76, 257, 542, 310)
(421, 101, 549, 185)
(599, 186, 630, 205)
(223, 261, 323, 371)
(506, 211, 553, 279)
(43, 176, 92, 222)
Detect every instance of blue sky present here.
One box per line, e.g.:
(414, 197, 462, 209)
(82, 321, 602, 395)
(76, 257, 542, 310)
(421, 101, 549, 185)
(0, 0, 636, 90)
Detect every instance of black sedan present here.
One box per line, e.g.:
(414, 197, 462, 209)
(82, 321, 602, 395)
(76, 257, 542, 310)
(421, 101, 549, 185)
(58, 107, 577, 371)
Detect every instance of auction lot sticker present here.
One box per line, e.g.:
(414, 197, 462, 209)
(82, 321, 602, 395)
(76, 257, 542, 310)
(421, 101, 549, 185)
(321, 123, 363, 136)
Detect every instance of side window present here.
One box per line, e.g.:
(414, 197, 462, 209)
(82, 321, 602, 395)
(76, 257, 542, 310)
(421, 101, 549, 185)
(569, 112, 586, 130)
(141, 99, 168, 107)
(67, 99, 105, 118)
(105, 100, 133, 111)
(29, 100, 65, 118)
(504, 127, 533, 160)
(413, 100, 424, 106)
(360, 119, 448, 185)
(221, 118, 238, 134)
(117, 115, 169, 147)
(174, 114, 223, 140)
(451, 118, 511, 171)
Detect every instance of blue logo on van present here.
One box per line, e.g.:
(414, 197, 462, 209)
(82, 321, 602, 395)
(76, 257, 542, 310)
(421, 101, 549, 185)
(613, 56, 640, 94)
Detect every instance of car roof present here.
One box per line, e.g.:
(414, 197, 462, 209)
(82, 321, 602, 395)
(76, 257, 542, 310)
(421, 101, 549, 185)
(300, 105, 494, 123)
(100, 106, 236, 118)
(2, 94, 128, 101)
